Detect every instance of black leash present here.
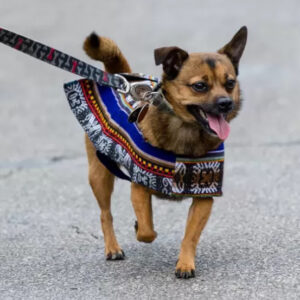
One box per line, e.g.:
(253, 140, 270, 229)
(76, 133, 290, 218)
(0, 27, 130, 93)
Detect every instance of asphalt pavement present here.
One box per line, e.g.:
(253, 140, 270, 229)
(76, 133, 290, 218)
(0, 1, 299, 299)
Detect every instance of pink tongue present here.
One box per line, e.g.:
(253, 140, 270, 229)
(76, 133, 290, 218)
(206, 114, 230, 140)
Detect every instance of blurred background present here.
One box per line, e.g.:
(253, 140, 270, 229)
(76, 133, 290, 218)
(0, 1, 299, 299)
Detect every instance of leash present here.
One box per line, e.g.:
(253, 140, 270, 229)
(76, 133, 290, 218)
(0, 27, 174, 123)
(0, 27, 130, 93)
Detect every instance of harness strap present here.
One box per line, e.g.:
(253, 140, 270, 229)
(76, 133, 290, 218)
(0, 27, 129, 93)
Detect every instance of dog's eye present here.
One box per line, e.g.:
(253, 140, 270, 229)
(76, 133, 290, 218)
(190, 82, 209, 93)
(225, 79, 236, 91)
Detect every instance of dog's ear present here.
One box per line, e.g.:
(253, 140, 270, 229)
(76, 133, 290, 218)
(154, 47, 189, 80)
(218, 26, 247, 75)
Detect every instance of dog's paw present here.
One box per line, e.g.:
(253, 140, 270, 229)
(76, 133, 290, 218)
(134, 221, 157, 243)
(175, 260, 195, 279)
(106, 249, 125, 261)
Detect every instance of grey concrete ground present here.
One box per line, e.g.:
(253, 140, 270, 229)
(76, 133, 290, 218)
(0, 0, 299, 299)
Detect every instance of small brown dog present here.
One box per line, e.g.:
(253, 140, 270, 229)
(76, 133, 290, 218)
(83, 26, 247, 279)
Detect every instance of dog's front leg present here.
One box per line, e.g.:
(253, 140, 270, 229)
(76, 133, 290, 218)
(175, 197, 213, 279)
(131, 183, 157, 243)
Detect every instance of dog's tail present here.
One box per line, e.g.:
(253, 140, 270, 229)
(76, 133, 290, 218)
(83, 32, 131, 74)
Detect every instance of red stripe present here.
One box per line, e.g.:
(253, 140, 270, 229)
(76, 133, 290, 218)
(102, 72, 108, 82)
(71, 60, 78, 73)
(15, 38, 23, 49)
(47, 48, 55, 60)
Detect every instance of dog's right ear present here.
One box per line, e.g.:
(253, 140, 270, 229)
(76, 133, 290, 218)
(154, 47, 189, 80)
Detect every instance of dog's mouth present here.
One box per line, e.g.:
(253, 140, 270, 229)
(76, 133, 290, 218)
(187, 105, 230, 140)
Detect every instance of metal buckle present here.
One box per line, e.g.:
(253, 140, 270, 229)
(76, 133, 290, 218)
(130, 81, 154, 102)
(129, 81, 174, 113)
(115, 74, 130, 94)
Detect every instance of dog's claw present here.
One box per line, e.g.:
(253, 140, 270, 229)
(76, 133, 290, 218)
(175, 268, 195, 279)
(134, 221, 138, 232)
(106, 250, 125, 261)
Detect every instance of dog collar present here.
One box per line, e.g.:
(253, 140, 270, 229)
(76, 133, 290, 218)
(64, 78, 224, 198)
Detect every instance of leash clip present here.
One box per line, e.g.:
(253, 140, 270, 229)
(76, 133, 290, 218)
(130, 81, 153, 102)
(115, 74, 130, 94)
(129, 81, 174, 114)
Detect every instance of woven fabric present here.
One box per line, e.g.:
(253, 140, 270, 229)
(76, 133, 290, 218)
(64, 78, 224, 197)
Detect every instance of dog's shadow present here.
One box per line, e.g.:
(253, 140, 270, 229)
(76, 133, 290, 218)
(104, 242, 177, 278)
(88, 239, 258, 283)
(100, 239, 268, 284)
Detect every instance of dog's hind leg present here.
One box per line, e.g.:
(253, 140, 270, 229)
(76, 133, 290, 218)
(131, 183, 157, 243)
(83, 33, 131, 260)
(175, 197, 213, 279)
(85, 136, 124, 260)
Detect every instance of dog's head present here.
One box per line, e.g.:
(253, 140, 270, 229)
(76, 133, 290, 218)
(155, 26, 247, 141)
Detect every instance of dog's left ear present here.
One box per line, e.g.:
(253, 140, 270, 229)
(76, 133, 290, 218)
(218, 26, 248, 75)
(154, 47, 189, 80)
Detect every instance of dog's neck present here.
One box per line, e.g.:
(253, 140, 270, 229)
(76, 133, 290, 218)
(139, 104, 222, 157)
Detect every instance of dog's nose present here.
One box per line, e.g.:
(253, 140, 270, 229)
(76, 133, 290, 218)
(216, 97, 233, 113)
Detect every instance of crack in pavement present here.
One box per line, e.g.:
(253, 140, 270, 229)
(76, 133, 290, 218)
(0, 170, 14, 179)
(70, 225, 99, 240)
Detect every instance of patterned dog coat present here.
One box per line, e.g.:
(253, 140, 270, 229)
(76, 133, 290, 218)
(64, 76, 224, 198)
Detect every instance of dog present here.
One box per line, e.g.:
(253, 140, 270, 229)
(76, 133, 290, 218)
(83, 26, 247, 279)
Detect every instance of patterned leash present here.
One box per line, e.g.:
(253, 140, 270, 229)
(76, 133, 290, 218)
(0, 27, 130, 93)
(0, 27, 174, 122)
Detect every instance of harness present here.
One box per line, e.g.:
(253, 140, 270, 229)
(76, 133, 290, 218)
(0, 27, 224, 198)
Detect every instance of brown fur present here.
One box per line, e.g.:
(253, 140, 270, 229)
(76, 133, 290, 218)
(140, 53, 242, 156)
(82, 27, 247, 278)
